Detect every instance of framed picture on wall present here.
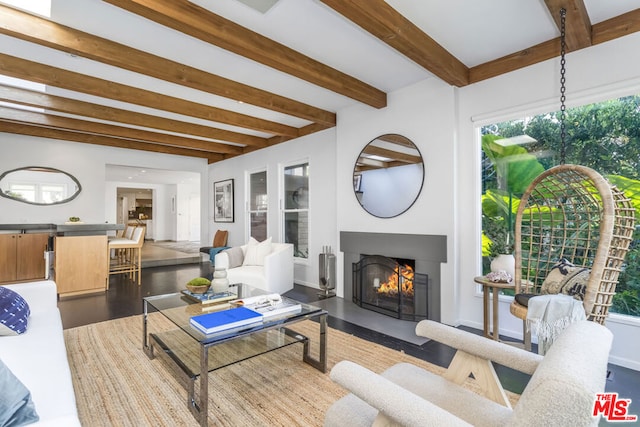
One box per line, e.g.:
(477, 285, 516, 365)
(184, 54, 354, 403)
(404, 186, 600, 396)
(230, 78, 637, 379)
(214, 179, 234, 223)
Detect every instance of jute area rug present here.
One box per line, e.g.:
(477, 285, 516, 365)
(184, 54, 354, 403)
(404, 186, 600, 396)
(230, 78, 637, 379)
(64, 315, 519, 426)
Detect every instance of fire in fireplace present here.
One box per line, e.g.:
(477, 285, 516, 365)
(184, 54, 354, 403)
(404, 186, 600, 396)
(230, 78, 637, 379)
(353, 254, 428, 321)
(376, 263, 414, 298)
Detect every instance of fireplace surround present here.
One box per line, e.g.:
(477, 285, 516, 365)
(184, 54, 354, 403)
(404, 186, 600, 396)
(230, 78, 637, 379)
(340, 231, 447, 322)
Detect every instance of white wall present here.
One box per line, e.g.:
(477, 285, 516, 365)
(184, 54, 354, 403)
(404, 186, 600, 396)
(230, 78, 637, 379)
(456, 32, 640, 370)
(208, 128, 337, 288)
(0, 134, 208, 243)
(336, 78, 458, 324)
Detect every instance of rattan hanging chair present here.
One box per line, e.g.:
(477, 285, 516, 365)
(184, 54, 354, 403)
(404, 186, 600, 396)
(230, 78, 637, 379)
(509, 164, 635, 350)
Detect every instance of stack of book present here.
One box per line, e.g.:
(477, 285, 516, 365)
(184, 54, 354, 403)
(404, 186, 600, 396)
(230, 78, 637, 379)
(189, 306, 263, 335)
(189, 293, 303, 335)
(233, 294, 302, 319)
(181, 289, 237, 305)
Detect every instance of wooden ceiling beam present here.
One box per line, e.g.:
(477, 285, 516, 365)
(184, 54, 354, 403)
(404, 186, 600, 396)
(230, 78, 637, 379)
(102, 0, 386, 109)
(0, 53, 298, 137)
(0, 85, 268, 148)
(470, 8, 640, 84)
(543, 0, 592, 51)
(0, 121, 223, 162)
(0, 5, 335, 127)
(377, 134, 416, 149)
(319, 0, 469, 87)
(469, 38, 558, 84)
(361, 145, 422, 164)
(0, 107, 243, 155)
(263, 122, 333, 149)
(592, 8, 640, 45)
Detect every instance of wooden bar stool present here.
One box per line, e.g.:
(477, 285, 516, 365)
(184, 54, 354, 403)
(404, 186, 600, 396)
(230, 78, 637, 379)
(108, 226, 145, 285)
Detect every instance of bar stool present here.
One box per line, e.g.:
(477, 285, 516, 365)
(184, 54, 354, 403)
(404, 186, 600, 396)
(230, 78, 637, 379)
(108, 226, 145, 285)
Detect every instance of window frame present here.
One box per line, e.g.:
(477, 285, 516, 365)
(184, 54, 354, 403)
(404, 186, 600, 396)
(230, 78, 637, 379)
(245, 168, 268, 242)
(279, 159, 310, 263)
(474, 92, 640, 321)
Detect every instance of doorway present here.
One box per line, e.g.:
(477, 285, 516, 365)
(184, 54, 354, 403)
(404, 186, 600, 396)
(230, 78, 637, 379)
(117, 188, 153, 240)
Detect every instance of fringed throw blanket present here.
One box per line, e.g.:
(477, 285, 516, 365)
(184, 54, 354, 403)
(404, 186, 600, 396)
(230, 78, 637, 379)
(527, 294, 586, 355)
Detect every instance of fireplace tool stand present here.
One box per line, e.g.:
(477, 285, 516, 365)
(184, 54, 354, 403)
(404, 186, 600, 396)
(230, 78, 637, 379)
(318, 246, 336, 299)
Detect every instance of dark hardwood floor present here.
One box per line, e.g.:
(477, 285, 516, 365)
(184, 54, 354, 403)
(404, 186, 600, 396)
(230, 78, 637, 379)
(58, 261, 639, 424)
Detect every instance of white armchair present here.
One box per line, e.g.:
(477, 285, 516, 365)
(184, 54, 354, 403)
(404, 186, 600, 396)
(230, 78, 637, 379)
(214, 242, 294, 295)
(326, 320, 613, 427)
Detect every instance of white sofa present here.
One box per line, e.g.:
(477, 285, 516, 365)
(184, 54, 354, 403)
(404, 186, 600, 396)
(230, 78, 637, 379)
(0, 281, 81, 427)
(214, 242, 294, 295)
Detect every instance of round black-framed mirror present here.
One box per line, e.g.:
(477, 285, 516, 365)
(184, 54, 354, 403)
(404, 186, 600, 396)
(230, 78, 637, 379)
(353, 134, 424, 218)
(0, 166, 82, 205)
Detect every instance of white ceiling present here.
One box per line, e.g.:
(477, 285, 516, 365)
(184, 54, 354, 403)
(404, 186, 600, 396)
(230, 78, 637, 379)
(0, 0, 638, 159)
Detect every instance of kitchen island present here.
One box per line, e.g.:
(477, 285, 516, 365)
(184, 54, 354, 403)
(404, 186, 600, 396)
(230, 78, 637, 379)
(0, 223, 123, 296)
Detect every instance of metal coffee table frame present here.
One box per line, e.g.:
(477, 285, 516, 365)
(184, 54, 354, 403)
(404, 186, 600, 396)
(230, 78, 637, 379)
(142, 286, 327, 426)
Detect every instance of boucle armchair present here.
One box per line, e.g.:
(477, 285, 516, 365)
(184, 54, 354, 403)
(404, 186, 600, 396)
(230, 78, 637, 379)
(325, 320, 612, 427)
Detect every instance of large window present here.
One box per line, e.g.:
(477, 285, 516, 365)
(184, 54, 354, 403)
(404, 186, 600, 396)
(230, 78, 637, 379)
(480, 95, 640, 317)
(282, 162, 309, 259)
(248, 170, 267, 241)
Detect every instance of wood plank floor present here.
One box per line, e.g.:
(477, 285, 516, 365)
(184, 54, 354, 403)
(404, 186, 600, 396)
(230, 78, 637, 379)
(57, 252, 640, 424)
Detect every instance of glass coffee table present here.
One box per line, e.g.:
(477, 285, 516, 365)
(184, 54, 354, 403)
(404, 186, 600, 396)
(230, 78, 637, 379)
(142, 283, 327, 426)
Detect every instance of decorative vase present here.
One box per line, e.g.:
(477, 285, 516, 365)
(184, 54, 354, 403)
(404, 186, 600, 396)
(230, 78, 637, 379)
(490, 254, 515, 279)
(211, 267, 229, 293)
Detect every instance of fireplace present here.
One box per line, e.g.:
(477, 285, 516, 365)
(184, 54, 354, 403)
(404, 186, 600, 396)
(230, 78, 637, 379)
(353, 255, 428, 321)
(340, 231, 446, 322)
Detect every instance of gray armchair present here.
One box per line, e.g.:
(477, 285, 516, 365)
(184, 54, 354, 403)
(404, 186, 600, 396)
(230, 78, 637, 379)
(325, 320, 612, 427)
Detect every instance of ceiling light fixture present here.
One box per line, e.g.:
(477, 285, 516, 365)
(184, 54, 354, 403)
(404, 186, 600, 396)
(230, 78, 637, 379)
(234, 0, 280, 14)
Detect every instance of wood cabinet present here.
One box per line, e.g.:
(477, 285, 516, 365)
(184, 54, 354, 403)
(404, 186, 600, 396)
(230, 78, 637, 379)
(54, 235, 108, 296)
(0, 233, 49, 284)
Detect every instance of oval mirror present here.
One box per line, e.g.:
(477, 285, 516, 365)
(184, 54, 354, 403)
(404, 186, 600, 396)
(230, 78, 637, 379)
(0, 166, 82, 205)
(353, 134, 424, 218)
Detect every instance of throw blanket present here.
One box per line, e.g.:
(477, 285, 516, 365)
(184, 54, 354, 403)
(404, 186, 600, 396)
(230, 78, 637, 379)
(527, 294, 586, 355)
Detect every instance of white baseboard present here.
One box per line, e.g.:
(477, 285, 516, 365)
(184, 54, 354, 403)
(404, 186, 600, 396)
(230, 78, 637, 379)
(608, 355, 640, 371)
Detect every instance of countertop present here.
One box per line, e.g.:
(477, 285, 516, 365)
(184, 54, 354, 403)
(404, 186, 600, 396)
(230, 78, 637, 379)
(0, 223, 56, 232)
(0, 223, 124, 236)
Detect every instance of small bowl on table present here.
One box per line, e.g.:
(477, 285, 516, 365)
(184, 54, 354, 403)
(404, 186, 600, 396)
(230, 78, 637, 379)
(186, 284, 211, 294)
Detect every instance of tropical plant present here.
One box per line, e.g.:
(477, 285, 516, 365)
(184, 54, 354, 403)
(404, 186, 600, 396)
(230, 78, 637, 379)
(481, 134, 544, 257)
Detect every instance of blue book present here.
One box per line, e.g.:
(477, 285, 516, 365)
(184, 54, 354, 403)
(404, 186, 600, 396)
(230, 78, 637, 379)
(190, 306, 263, 334)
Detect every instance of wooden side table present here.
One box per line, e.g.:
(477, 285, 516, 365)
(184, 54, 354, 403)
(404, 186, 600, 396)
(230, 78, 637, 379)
(474, 276, 515, 341)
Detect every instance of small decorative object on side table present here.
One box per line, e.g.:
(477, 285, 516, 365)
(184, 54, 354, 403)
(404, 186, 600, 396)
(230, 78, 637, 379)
(474, 275, 515, 341)
(211, 267, 229, 293)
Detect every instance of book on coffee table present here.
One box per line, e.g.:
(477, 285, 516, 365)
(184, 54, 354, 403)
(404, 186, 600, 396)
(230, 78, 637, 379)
(181, 289, 237, 305)
(190, 306, 263, 335)
(234, 294, 302, 319)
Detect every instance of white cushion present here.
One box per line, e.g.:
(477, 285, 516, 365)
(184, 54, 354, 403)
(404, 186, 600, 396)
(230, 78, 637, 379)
(243, 237, 272, 266)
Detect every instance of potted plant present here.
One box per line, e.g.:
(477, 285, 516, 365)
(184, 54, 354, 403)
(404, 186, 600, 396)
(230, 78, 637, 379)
(485, 217, 515, 277)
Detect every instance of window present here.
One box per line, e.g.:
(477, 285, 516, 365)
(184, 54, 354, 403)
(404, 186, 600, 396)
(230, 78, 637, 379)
(480, 95, 640, 317)
(248, 170, 267, 241)
(282, 162, 309, 259)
